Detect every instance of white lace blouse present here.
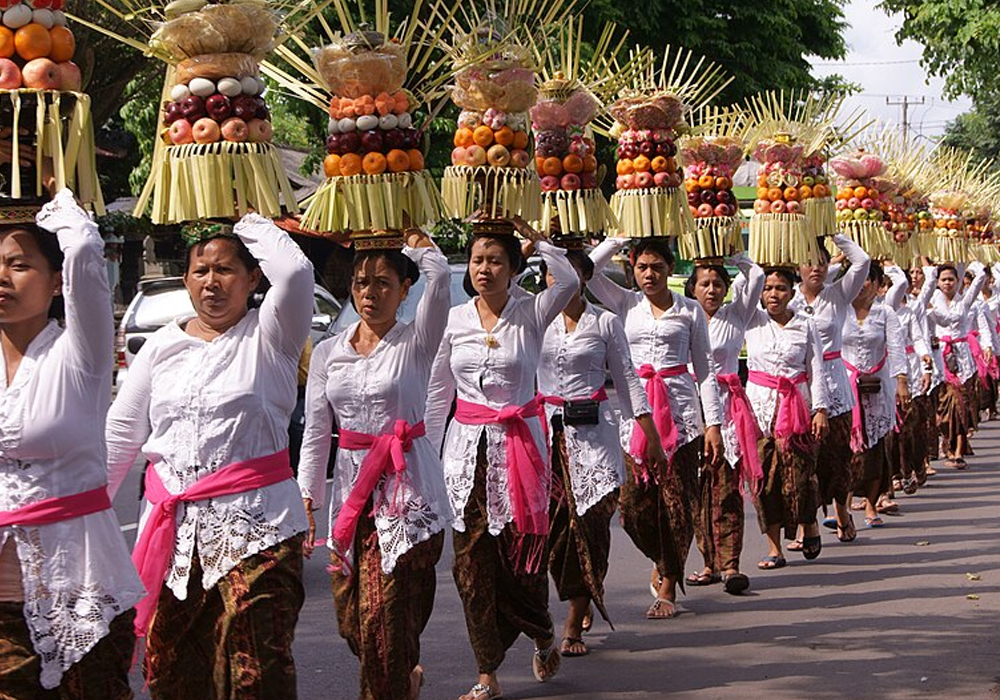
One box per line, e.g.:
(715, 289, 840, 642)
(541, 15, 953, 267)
(425, 241, 577, 536)
(586, 239, 724, 456)
(789, 234, 871, 418)
(841, 304, 907, 448)
(0, 191, 144, 689)
(928, 264, 986, 383)
(106, 214, 313, 600)
(885, 266, 933, 397)
(744, 310, 830, 436)
(537, 302, 649, 515)
(706, 255, 765, 466)
(297, 246, 451, 573)
(912, 266, 943, 389)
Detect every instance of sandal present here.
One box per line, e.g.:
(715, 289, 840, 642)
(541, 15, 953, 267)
(864, 516, 884, 528)
(646, 598, 677, 619)
(903, 476, 919, 495)
(460, 683, 502, 700)
(801, 535, 822, 560)
(722, 572, 750, 595)
(757, 555, 787, 570)
(821, 516, 838, 530)
(560, 637, 588, 657)
(785, 539, 804, 552)
(837, 515, 857, 542)
(954, 458, 968, 470)
(532, 644, 561, 683)
(850, 498, 866, 511)
(685, 570, 720, 586)
(876, 498, 899, 514)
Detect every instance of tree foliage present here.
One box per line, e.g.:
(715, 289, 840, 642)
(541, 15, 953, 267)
(942, 93, 1000, 169)
(880, 0, 1000, 101)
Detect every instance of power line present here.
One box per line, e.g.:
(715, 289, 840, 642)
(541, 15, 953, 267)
(813, 59, 920, 67)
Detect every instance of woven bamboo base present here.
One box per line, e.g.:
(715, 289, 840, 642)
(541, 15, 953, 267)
(609, 186, 693, 238)
(834, 219, 893, 259)
(0, 89, 103, 212)
(300, 170, 443, 234)
(803, 196, 836, 238)
(441, 165, 541, 221)
(538, 187, 617, 237)
(678, 216, 744, 261)
(749, 213, 820, 267)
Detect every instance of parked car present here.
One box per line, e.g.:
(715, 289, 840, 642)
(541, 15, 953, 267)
(114, 276, 341, 387)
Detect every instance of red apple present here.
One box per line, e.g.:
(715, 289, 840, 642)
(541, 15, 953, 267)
(163, 102, 184, 126)
(581, 172, 598, 189)
(338, 131, 361, 154)
(21, 58, 59, 89)
(205, 94, 232, 122)
(220, 117, 248, 143)
(230, 94, 257, 120)
(29, 0, 53, 8)
(540, 175, 560, 192)
(359, 129, 383, 153)
(653, 171, 671, 188)
(560, 173, 581, 191)
(168, 119, 193, 145)
(450, 146, 465, 166)
(55, 60, 80, 91)
(191, 117, 221, 144)
(616, 173, 635, 190)
(635, 171, 654, 189)
(714, 203, 731, 217)
(0, 58, 21, 89)
(180, 95, 206, 121)
(697, 203, 714, 217)
(509, 149, 530, 169)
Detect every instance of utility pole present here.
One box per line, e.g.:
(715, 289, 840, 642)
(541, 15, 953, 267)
(886, 95, 926, 142)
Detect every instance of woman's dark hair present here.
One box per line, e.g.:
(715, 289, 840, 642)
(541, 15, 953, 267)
(351, 249, 420, 285)
(764, 267, 798, 288)
(684, 264, 731, 299)
(629, 238, 675, 267)
(3, 223, 64, 319)
(463, 233, 525, 297)
(815, 240, 832, 264)
(938, 263, 958, 278)
(537, 249, 594, 290)
(184, 235, 259, 274)
(867, 260, 885, 286)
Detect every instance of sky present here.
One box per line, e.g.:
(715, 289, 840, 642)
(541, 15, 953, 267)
(808, 0, 973, 142)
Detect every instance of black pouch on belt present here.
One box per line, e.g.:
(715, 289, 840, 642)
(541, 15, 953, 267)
(563, 399, 600, 425)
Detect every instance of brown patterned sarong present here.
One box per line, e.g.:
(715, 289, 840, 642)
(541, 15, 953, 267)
(849, 438, 890, 494)
(927, 385, 941, 459)
(693, 458, 745, 575)
(145, 535, 305, 700)
(0, 605, 134, 700)
(547, 422, 616, 626)
(331, 508, 443, 700)
(815, 412, 853, 506)
(619, 439, 700, 581)
(753, 437, 819, 540)
(452, 436, 553, 675)
(889, 396, 929, 481)
(966, 376, 981, 432)
(937, 380, 968, 456)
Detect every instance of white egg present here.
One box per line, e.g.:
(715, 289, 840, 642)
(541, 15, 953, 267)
(170, 83, 191, 102)
(378, 114, 398, 131)
(51, 9, 67, 26)
(239, 76, 259, 95)
(356, 114, 379, 131)
(188, 77, 216, 98)
(327, 118, 340, 134)
(216, 77, 242, 97)
(338, 117, 356, 133)
(2, 4, 32, 29)
(31, 9, 53, 28)
(396, 112, 412, 129)
(255, 77, 266, 95)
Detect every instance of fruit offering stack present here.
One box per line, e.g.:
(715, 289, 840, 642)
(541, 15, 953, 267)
(441, 55, 541, 222)
(138, 0, 296, 223)
(163, 73, 271, 145)
(607, 92, 691, 238)
(928, 190, 970, 262)
(828, 151, 894, 258)
(0, 0, 78, 90)
(800, 154, 835, 237)
(677, 134, 743, 260)
(747, 134, 823, 267)
(299, 26, 442, 238)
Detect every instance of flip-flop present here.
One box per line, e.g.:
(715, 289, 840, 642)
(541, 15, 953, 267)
(560, 637, 588, 657)
(757, 555, 787, 570)
(837, 515, 857, 542)
(685, 570, 721, 586)
(532, 645, 561, 683)
(785, 539, 804, 552)
(865, 516, 885, 528)
(462, 683, 502, 700)
(802, 535, 822, 560)
(646, 598, 677, 619)
(722, 572, 750, 595)
(821, 517, 838, 530)
(877, 500, 900, 514)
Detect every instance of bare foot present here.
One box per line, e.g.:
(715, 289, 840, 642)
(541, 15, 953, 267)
(409, 665, 423, 700)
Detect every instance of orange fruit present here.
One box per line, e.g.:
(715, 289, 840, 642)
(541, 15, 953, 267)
(650, 156, 668, 173)
(323, 153, 341, 178)
(48, 26, 74, 63)
(493, 126, 514, 147)
(542, 156, 563, 177)
(757, 185, 769, 200)
(535, 156, 546, 175)
(766, 187, 783, 202)
(512, 129, 529, 150)
(582, 154, 597, 173)
(632, 155, 651, 173)
(386, 149, 410, 173)
(339, 153, 363, 176)
(15, 24, 51, 62)
(616, 159, 634, 176)
(454, 128, 474, 148)
(406, 148, 424, 171)
(813, 183, 829, 198)
(698, 174, 714, 188)
(472, 125, 494, 148)
(853, 186, 867, 199)
(783, 186, 799, 201)
(362, 151, 387, 175)
(0, 28, 14, 59)
(798, 185, 813, 200)
(562, 154, 583, 174)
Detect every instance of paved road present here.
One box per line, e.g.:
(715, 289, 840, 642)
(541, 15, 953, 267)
(122, 421, 1000, 700)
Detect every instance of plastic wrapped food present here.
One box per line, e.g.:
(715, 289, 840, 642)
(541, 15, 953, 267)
(529, 99, 568, 130)
(562, 90, 599, 127)
(176, 53, 258, 83)
(314, 40, 407, 98)
(610, 93, 684, 131)
(453, 65, 536, 113)
(151, 3, 277, 62)
(829, 151, 887, 180)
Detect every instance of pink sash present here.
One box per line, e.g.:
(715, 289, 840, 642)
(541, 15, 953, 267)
(335, 421, 425, 553)
(905, 345, 915, 354)
(629, 364, 688, 476)
(968, 331, 991, 388)
(940, 335, 966, 387)
(843, 352, 888, 452)
(716, 373, 763, 495)
(453, 397, 548, 538)
(0, 486, 111, 528)
(746, 371, 811, 450)
(822, 350, 842, 362)
(131, 450, 293, 637)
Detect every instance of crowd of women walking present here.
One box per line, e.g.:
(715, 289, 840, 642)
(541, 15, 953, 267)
(2, 184, 998, 700)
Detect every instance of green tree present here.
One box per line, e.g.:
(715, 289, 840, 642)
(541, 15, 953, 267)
(880, 0, 1000, 101)
(942, 93, 1000, 168)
